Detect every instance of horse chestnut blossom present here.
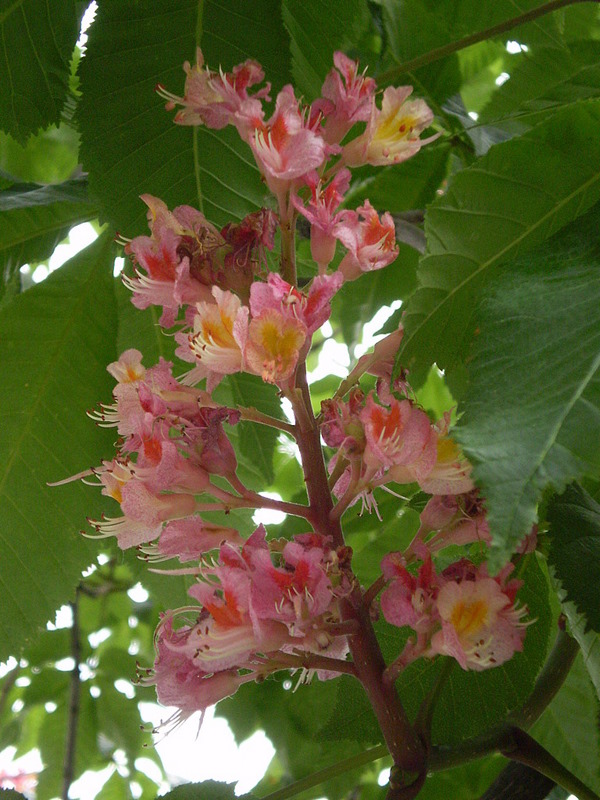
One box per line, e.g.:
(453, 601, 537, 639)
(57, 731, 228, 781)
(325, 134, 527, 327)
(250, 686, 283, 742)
(62, 47, 539, 795)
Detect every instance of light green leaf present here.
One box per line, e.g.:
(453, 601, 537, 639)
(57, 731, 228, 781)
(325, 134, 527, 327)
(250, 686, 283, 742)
(0, 0, 79, 143)
(36, 694, 101, 800)
(481, 42, 600, 126)
(282, 0, 371, 100)
(398, 102, 600, 386)
(416, 755, 504, 800)
(0, 234, 118, 660)
(455, 207, 600, 567)
(0, 123, 80, 185)
(78, 0, 292, 234)
(531, 653, 600, 795)
(0, 177, 96, 284)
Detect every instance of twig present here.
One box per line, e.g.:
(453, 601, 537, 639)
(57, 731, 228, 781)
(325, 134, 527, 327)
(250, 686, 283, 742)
(376, 0, 594, 85)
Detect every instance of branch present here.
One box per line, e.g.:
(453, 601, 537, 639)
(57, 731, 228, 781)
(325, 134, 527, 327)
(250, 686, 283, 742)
(376, 0, 594, 84)
(502, 728, 600, 800)
(290, 363, 426, 779)
(478, 762, 555, 800)
(62, 595, 81, 800)
(237, 405, 296, 437)
(0, 663, 20, 721)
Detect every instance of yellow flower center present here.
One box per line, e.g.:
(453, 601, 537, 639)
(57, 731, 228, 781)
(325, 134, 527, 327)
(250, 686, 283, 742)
(450, 599, 488, 638)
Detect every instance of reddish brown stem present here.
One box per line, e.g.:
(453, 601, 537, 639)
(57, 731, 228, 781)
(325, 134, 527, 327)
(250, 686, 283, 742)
(290, 363, 426, 780)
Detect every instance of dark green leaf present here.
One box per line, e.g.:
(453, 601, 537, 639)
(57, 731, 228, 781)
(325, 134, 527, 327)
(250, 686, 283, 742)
(214, 373, 284, 488)
(398, 102, 600, 387)
(379, 0, 462, 104)
(345, 145, 450, 214)
(0, 178, 96, 285)
(0, 234, 118, 659)
(548, 484, 600, 633)
(78, 0, 292, 233)
(455, 208, 600, 568)
(282, 0, 371, 100)
(0, 0, 79, 143)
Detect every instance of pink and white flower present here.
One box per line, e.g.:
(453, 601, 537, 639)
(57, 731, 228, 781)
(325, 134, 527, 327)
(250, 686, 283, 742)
(342, 86, 438, 167)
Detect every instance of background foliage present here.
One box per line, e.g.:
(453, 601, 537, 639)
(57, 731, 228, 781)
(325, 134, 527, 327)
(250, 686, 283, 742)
(1, 1, 599, 799)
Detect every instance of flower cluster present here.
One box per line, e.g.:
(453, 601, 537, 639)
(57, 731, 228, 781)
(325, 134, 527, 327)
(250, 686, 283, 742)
(139, 526, 354, 726)
(65, 48, 534, 731)
(381, 555, 529, 672)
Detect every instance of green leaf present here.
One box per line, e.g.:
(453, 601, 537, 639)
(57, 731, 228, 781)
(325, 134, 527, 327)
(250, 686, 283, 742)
(0, 0, 79, 143)
(96, 679, 145, 764)
(338, 247, 418, 350)
(0, 234, 118, 660)
(379, 0, 462, 104)
(0, 178, 97, 284)
(416, 755, 504, 800)
(345, 145, 451, 214)
(0, 123, 80, 185)
(282, 0, 371, 100)
(481, 42, 600, 126)
(398, 101, 600, 387)
(78, 0, 292, 233)
(160, 781, 254, 800)
(213, 373, 284, 489)
(37, 694, 101, 800)
(322, 553, 552, 746)
(115, 279, 174, 365)
(548, 484, 600, 633)
(562, 600, 600, 702)
(530, 652, 600, 795)
(455, 207, 600, 568)
(96, 771, 129, 800)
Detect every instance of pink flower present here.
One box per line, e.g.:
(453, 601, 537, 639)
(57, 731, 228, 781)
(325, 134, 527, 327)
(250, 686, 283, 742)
(361, 394, 437, 478)
(122, 195, 222, 326)
(157, 48, 270, 131)
(430, 563, 529, 671)
(335, 201, 398, 280)
(248, 85, 328, 207)
(315, 51, 376, 145)
(250, 271, 343, 338)
(146, 517, 243, 563)
(291, 170, 351, 270)
(144, 615, 255, 726)
(176, 287, 249, 391)
(245, 308, 306, 385)
(380, 553, 438, 632)
(342, 86, 438, 167)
